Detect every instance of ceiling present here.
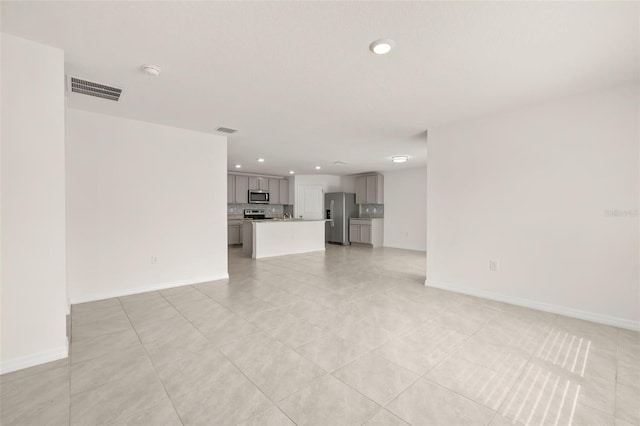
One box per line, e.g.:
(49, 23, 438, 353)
(2, 1, 638, 176)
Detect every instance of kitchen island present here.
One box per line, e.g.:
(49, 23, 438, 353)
(242, 219, 326, 259)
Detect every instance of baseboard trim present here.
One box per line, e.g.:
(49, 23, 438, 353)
(70, 274, 230, 305)
(0, 339, 69, 375)
(425, 279, 639, 332)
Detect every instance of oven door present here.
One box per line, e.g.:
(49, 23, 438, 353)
(248, 190, 270, 204)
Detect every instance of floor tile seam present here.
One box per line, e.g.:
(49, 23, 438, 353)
(529, 356, 615, 385)
(67, 353, 156, 397)
(159, 290, 235, 344)
(357, 406, 386, 426)
(383, 333, 508, 421)
(116, 296, 186, 426)
(70, 324, 134, 343)
(445, 350, 528, 378)
(247, 404, 299, 426)
(426, 356, 525, 412)
(217, 334, 317, 419)
(392, 375, 500, 425)
(0, 358, 71, 385)
(70, 306, 128, 324)
(330, 359, 424, 409)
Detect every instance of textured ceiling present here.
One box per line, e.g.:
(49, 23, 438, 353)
(2, 1, 638, 175)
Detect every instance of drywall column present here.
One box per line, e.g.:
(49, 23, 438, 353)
(66, 109, 228, 302)
(1, 34, 68, 372)
(384, 167, 427, 251)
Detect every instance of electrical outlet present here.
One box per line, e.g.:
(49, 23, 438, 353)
(489, 259, 498, 272)
(152, 256, 158, 264)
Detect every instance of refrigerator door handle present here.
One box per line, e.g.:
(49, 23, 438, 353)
(330, 200, 335, 227)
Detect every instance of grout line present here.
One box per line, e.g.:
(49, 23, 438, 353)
(116, 297, 186, 426)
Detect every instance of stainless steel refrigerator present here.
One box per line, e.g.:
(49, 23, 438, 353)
(325, 192, 359, 245)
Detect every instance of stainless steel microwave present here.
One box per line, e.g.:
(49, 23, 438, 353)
(248, 190, 270, 204)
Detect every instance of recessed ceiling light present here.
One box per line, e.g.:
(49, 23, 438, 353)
(315, 166, 321, 170)
(141, 64, 161, 76)
(289, 171, 295, 174)
(257, 158, 265, 162)
(391, 155, 409, 163)
(235, 164, 242, 168)
(369, 39, 395, 55)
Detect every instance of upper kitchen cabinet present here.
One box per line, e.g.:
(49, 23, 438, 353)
(233, 175, 249, 203)
(279, 179, 289, 205)
(355, 174, 384, 204)
(268, 178, 280, 204)
(227, 174, 235, 203)
(249, 176, 269, 190)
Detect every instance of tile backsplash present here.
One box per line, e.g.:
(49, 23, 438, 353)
(228, 204, 285, 219)
(228, 203, 383, 219)
(359, 204, 384, 218)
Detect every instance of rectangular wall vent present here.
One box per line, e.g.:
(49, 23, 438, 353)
(69, 77, 122, 101)
(216, 127, 238, 134)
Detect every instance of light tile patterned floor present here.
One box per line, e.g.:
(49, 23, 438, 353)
(1, 245, 638, 425)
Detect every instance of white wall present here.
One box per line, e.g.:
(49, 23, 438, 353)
(427, 84, 639, 329)
(384, 167, 427, 251)
(340, 175, 357, 194)
(292, 175, 343, 217)
(1, 34, 68, 373)
(66, 109, 228, 303)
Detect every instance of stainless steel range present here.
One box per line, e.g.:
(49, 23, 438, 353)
(244, 209, 266, 220)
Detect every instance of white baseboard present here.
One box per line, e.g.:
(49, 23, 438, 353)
(0, 338, 69, 375)
(425, 279, 640, 332)
(69, 274, 230, 305)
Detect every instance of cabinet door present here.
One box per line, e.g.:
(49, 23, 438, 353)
(268, 179, 280, 204)
(349, 224, 360, 243)
(227, 175, 235, 203)
(248, 176, 258, 190)
(366, 175, 377, 203)
(228, 225, 241, 245)
(258, 177, 269, 190)
(235, 176, 249, 203)
(360, 225, 372, 244)
(279, 179, 289, 205)
(355, 176, 367, 204)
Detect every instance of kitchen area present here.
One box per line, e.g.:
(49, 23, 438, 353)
(227, 172, 385, 258)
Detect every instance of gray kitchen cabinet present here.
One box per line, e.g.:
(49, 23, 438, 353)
(227, 174, 235, 203)
(360, 224, 372, 244)
(234, 175, 249, 203)
(268, 178, 280, 204)
(279, 179, 289, 205)
(249, 176, 268, 190)
(228, 224, 243, 245)
(349, 218, 383, 247)
(355, 174, 384, 204)
(349, 224, 360, 243)
(355, 176, 367, 204)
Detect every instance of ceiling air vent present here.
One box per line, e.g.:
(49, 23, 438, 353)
(69, 77, 122, 101)
(216, 127, 238, 134)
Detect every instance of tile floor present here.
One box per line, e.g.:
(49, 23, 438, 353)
(1, 245, 638, 425)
